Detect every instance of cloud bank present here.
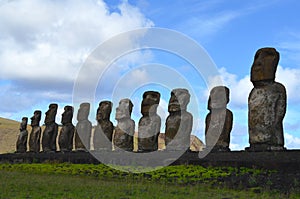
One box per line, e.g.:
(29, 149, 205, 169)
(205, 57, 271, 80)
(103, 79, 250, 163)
(0, 0, 153, 117)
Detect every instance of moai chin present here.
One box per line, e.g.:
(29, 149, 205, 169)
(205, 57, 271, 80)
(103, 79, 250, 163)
(247, 47, 286, 151)
(138, 91, 161, 152)
(42, 103, 58, 152)
(29, 110, 42, 153)
(16, 117, 28, 153)
(113, 99, 135, 151)
(205, 86, 233, 152)
(94, 101, 114, 151)
(58, 105, 75, 152)
(75, 103, 92, 151)
(165, 88, 193, 151)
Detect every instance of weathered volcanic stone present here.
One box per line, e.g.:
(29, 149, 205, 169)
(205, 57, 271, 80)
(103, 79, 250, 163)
(16, 117, 28, 153)
(58, 106, 75, 152)
(29, 110, 42, 153)
(165, 88, 193, 151)
(205, 86, 233, 152)
(94, 101, 114, 150)
(113, 99, 134, 151)
(75, 103, 92, 151)
(42, 103, 58, 152)
(247, 47, 286, 151)
(138, 91, 161, 152)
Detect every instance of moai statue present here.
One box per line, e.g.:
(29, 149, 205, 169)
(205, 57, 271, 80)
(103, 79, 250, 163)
(138, 91, 161, 152)
(205, 86, 233, 152)
(94, 101, 114, 150)
(113, 99, 135, 151)
(42, 103, 58, 152)
(29, 110, 42, 153)
(165, 89, 193, 151)
(247, 47, 286, 151)
(16, 117, 28, 153)
(58, 106, 75, 152)
(75, 103, 92, 151)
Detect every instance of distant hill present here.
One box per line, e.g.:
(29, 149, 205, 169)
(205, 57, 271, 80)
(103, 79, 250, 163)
(0, 117, 205, 154)
(0, 117, 21, 153)
(156, 133, 205, 152)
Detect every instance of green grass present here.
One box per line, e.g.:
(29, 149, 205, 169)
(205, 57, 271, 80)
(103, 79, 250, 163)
(0, 163, 265, 182)
(0, 163, 298, 198)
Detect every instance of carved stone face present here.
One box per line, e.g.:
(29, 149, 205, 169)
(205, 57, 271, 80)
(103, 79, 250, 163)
(45, 103, 58, 125)
(116, 99, 133, 120)
(141, 91, 160, 116)
(251, 48, 279, 83)
(61, 106, 73, 125)
(208, 86, 229, 110)
(20, 117, 28, 131)
(77, 103, 90, 121)
(168, 89, 190, 112)
(97, 101, 112, 121)
(31, 110, 41, 127)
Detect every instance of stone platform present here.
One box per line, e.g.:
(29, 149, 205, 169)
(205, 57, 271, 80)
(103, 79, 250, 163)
(1, 150, 300, 172)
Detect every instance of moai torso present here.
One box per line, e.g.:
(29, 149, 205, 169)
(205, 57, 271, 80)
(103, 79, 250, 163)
(42, 103, 58, 152)
(75, 103, 92, 151)
(165, 89, 193, 151)
(138, 91, 161, 152)
(94, 101, 114, 150)
(113, 99, 135, 151)
(16, 117, 28, 153)
(205, 86, 233, 152)
(248, 48, 286, 151)
(29, 110, 42, 152)
(58, 106, 75, 152)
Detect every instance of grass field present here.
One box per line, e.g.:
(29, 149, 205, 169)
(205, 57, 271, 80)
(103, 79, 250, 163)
(0, 163, 299, 198)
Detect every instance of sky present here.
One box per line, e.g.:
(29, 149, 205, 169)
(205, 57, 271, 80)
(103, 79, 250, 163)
(1, 0, 300, 150)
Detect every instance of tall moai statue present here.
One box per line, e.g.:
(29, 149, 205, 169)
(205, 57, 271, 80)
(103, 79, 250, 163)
(138, 91, 161, 152)
(247, 47, 286, 151)
(94, 101, 114, 150)
(42, 103, 58, 152)
(205, 86, 233, 152)
(58, 106, 75, 152)
(165, 88, 193, 151)
(75, 103, 92, 151)
(113, 99, 135, 151)
(16, 117, 28, 153)
(29, 110, 42, 153)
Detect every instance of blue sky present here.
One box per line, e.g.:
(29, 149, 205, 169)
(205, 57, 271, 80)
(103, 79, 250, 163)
(1, 0, 300, 150)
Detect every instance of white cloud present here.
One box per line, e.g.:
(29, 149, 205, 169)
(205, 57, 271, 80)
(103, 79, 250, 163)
(277, 66, 300, 103)
(182, 11, 240, 41)
(285, 133, 300, 149)
(0, 0, 154, 118)
(207, 67, 252, 108)
(229, 143, 243, 151)
(0, 0, 153, 82)
(157, 98, 168, 129)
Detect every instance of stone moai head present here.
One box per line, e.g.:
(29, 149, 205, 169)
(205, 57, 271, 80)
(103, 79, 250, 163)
(20, 117, 28, 131)
(30, 110, 41, 127)
(250, 47, 280, 83)
(208, 86, 229, 110)
(61, 105, 73, 125)
(115, 99, 133, 120)
(96, 101, 112, 122)
(44, 103, 58, 125)
(168, 88, 190, 113)
(77, 103, 90, 121)
(141, 91, 160, 116)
